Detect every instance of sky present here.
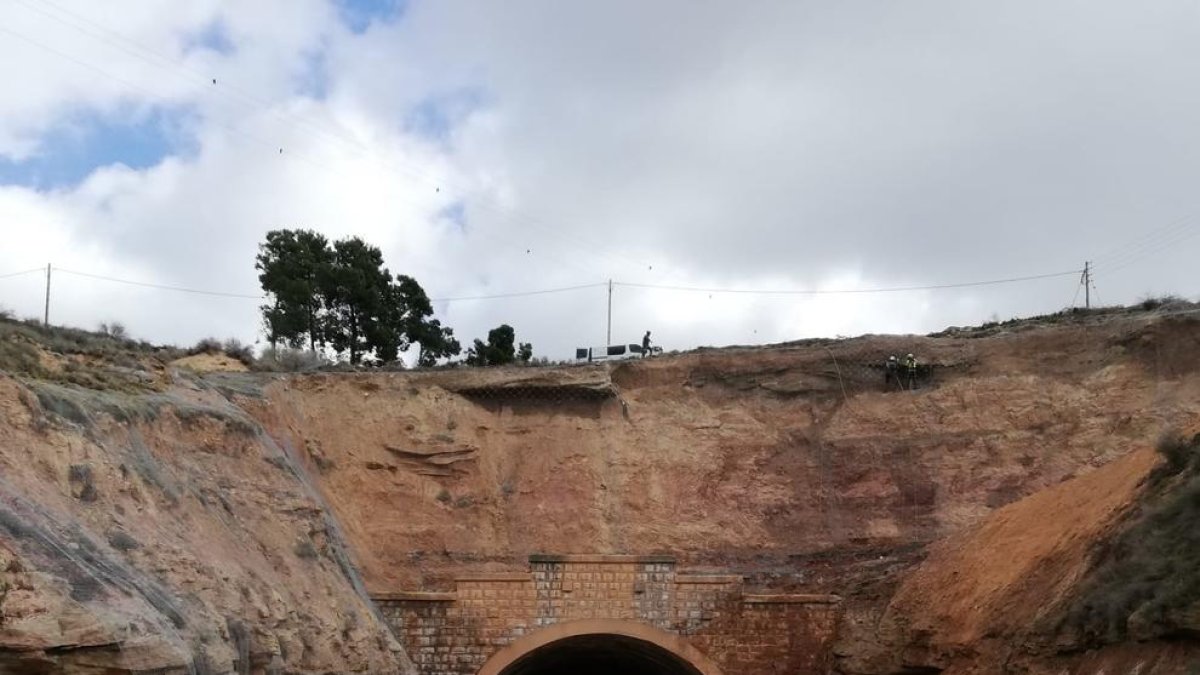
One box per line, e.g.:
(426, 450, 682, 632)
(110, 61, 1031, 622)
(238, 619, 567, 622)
(1, 0, 1199, 362)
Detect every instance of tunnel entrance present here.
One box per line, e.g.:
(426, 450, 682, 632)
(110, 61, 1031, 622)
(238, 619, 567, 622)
(476, 620, 724, 675)
(496, 634, 702, 675)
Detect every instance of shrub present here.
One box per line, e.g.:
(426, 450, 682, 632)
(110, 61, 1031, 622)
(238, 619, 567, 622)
(0, 336, 43, 377)
(189, 337, 223, 355)
(1154, 431, 1200, 480)
(98, 322, 128, 340)
(435, 489, 451, 504)
(1138, 294, 1186, 311)
(221, 339, 255, 366)
(254, 346, 328, 372)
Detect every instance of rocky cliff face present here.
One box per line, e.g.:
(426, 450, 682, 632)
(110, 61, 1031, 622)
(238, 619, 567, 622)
(249, 316, 1198, 590)
(0, 372, 410, 674)
(2, 311, 1199, 674)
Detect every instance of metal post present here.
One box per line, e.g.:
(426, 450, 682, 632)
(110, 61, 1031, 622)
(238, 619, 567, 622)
(1084, 261, 1090, 309)
(606, 279, 612, 347)
(43, 263, 51, 327)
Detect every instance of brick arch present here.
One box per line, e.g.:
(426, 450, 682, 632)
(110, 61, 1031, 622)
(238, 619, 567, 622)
(476, 619, 724, 675)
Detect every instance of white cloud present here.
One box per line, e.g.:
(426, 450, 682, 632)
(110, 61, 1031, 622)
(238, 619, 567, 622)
(1, 0, 1199, 360)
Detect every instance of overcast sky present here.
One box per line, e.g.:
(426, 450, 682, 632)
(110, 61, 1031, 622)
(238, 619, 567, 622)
(1, 0, 1199, 361)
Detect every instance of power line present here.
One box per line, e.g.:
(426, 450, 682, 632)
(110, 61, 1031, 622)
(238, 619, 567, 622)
(50, 266, 605, 303)
(431, 282, 607, 302)
(0, 267, 45, 280)
(1090, 213, 1199, 266)
(16, 264, 1083, 303)
(613, 269, 1082, 296)
(54, 268, 264, 299)
(1090, 214, 1200, 274)
(1093, 225, 1200, 277)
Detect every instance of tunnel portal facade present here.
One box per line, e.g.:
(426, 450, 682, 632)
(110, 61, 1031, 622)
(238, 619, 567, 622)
(374, 554, 841, 675)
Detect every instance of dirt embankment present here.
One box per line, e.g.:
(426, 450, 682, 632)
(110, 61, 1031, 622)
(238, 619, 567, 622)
(0, 374, 410, 674)
(842, 446, 1164, 673)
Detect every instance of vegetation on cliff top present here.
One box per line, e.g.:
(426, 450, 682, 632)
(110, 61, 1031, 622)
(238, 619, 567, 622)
(257, 229, 463, 365)
(256, 228, 543, 367)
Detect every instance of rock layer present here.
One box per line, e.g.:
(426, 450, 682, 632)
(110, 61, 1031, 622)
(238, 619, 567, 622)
(4, 311, 1200, 673)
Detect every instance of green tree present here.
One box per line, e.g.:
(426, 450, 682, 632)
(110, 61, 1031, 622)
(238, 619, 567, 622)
(323, 237, 391, 364)
(256, 229, 332, 349)
(517, 342, 533, 363)
(412, 318, 462, 367)
(256, 230, 459, 365)
(466, 324, 528, 366)
(373, 274, 461, 364)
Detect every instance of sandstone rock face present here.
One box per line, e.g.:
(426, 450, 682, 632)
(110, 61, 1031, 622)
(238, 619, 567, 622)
(0, 377, 410, 674)
(246, 315, 1200, 673)
(3, 313, 1200, 674)
(250, 318, 1200, 597)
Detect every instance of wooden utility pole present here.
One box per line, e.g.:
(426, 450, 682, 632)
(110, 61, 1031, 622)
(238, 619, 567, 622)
(43, 263, 51, 327)
(606, 279, 613, 346)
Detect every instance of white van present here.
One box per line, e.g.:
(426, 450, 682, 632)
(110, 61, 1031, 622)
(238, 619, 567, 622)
(574, 344, 647, 362)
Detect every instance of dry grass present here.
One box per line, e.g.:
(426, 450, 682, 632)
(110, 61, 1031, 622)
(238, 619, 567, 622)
(0, 317, 172, 392)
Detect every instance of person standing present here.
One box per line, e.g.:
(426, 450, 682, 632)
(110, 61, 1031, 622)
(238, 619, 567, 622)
(642, 331, 653, 357)
(885, 355, 899, 389)
(903, 353, 917, 389)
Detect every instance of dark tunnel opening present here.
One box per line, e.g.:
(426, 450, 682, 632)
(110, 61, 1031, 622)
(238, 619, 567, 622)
(496, 633, 704, 675)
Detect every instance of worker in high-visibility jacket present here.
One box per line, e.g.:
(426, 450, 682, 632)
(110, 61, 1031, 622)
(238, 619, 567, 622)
(903, 353, 917, 389)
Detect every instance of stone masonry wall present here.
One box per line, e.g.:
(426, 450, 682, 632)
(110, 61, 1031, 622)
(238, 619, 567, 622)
(375, 555, 841, 675)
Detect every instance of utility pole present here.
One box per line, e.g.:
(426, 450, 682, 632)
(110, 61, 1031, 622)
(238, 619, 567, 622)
(43, 263, 51, 327)
(1083, 261, 1091, 309)
(606, 279, 613, 347)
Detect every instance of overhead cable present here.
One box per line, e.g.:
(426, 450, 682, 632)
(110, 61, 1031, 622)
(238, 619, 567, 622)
(0, 267, 46, 280)
(430, 282, 607, 302)
(1091, 224, 1200, 277)
(52, 266, 604, 303)
(1090, 213, 1199, 270)
(54, 268, 264, 299)
(613, 269, 1082, 295)
(18, 266, 1087, 302)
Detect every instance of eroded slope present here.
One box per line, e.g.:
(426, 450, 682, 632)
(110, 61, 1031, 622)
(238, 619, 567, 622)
(0, 375, 409, 674)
